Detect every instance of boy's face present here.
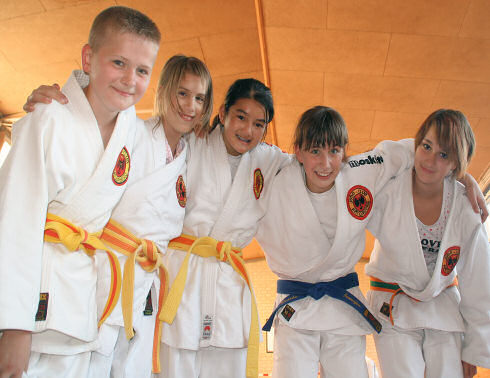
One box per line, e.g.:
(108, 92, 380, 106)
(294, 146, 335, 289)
(82, 29, 159, 118)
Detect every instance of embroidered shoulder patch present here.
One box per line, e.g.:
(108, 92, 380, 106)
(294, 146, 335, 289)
(346, 185, 373, 220)
(281, 304, 295, 321)
(35, 292, 49, 321)
(441, 246, 460, 276)
(176, 175, 187, 208)
(253, 168, 264, 200)
(112, 147, 130, 186)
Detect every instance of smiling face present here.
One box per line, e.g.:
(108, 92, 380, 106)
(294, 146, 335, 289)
(163, 72, 206, 146)
(220, 98, 267, 156)
(82, 29, 158, 122)
(414, 126, 456, 189)
(295, 142, 344, 193)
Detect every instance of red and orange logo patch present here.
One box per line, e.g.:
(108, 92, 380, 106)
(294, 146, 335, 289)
(253, 168, 264, 200)
(176, 175, 187, 208)
(346, 185, 373, 220)
(441, 246, 460, 276)
(112, 147, 130, 186)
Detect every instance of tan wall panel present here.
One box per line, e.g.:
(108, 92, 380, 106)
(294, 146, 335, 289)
(332, 107, 375, 143)
(328, 0, 469, 36)
(119, 0, 257, 41)
(474, 118, 490, 148)
(273, 104, 305, 150)
(323, 73, 440, 113)
(386, 34, 490, 83)
(371, 111, 425, 140)
(200, 29, 261, 78)
(460, 0, 490, 39)
(263, 0, 327, 29)
(267, 27, 390, 75)
(270, 70, 324, 106)
(432, 81, 490, 118)
(0, 1, 114, 70)
(1, 0, 46, 21)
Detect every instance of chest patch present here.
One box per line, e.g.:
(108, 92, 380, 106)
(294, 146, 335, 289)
(253, 168, 264, 200)
(176, 175, 187, 208)
(346, 185, 373, 220)
(441, 246, 460, 276)
(112, 147, 130, 186)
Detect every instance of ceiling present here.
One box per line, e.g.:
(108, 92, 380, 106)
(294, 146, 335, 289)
(0, 0, 489, 179)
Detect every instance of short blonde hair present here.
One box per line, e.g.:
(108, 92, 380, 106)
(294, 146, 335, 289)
(154, 55, 213, 136)
(415, 109, 475, 179)
(88, 6, 161, 52)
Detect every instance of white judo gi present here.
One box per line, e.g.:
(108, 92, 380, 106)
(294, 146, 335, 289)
(159, 127, 291, 378)
(365, 169, 490, 378)
(88, 118, 187, 378)
(0, 71, 137, 377)
(255, 141, 414, 378)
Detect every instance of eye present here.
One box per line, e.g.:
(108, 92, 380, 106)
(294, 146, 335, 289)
(255, 122, 265, 129)
(330, 147, 341, 154)
(196, 95, 205, 104)
(422, 143, 431, 151)
(137, 68, 149, 76)
(310, 149, 320, 155)
(113, 60, 124, 67)
(177, 91, 187, 97)
(439, 151, 448, 159)
(237, 114, 245, 121)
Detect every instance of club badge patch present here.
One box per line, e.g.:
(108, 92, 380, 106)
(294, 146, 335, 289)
(441, 246, 460, 276)
(143, 291, 153, 316)
(346, 185, 373, 220)
(35, 292, 49, 321)
(112, 147, 130, 186)
(176, 175, 187, 208)
(253, 168, 264, 200)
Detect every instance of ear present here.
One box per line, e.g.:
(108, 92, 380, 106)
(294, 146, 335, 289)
(81, 44, 93, 74)
(218, 104, 226, 125)
(294, 145, 303, 164)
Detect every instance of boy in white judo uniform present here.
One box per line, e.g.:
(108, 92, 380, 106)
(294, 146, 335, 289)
(20, 54, 214, 377)
(256, 106, 414, 378)
(365, 109, 490, 378)
(0, 6, 160, 377)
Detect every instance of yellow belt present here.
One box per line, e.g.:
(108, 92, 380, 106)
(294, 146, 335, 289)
(163, 234, 259, 378)
(99, 219, 169, 374)
(369, 276, 458, 326)
(44, 213, 121, 327)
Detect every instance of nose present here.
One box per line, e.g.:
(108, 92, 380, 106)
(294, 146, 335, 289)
(121, 69, 136, 87)
(320, 152, 331, 168)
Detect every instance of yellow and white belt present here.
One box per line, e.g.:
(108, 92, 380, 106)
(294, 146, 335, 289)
(163, 234, 259, 378)
(44, 213, 121, 327)
(99, 219, 169, 374)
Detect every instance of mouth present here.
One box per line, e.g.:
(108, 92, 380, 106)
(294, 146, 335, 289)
(113, 87, 134, 97)
(179, 112, 194, 122)
(236, 134, 251, 144)
(315, 171, 333, 179)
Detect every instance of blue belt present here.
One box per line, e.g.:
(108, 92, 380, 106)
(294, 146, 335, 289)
(262, 272, 381, 333)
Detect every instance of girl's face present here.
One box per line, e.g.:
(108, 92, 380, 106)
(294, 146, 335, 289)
(295, 141, 344, 193)
(164, 72, 206, 139)
(414, 126, 456, 188)
(220, 98, 266, 156)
